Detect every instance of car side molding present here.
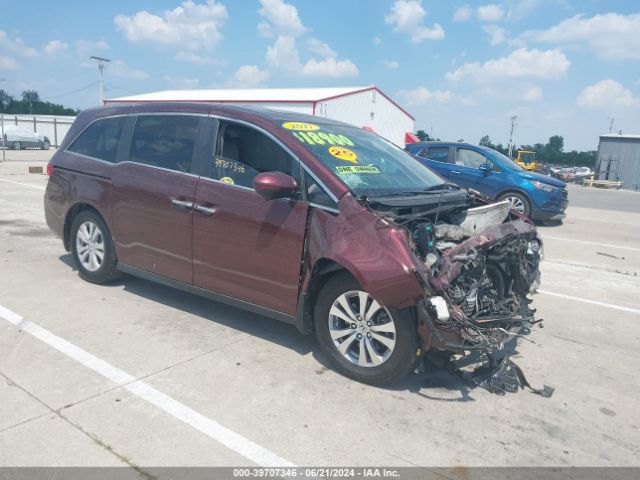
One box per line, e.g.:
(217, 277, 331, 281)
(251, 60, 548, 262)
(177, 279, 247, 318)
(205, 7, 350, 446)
(117, 263, 297, 326)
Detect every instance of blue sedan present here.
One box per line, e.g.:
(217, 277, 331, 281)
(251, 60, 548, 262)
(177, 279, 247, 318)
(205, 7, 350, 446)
(405, 141, 568, 222)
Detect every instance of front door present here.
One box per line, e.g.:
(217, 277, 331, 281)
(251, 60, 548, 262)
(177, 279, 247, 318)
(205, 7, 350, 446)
(111, 114, 202, 284)
(192, 121, 308, 315)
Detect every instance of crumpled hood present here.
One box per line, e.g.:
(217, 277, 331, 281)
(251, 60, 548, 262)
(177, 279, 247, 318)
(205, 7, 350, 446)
(519, 171, 566, 188)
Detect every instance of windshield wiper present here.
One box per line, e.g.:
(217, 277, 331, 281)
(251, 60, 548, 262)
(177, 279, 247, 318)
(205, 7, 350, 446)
(366, 183, 462, 199)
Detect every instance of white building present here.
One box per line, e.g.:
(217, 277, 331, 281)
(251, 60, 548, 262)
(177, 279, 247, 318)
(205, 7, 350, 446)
(105, 86, 416, 146)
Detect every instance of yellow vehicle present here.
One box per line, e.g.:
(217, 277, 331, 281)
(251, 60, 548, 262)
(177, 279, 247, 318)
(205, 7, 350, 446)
(514, 151, 538, 171)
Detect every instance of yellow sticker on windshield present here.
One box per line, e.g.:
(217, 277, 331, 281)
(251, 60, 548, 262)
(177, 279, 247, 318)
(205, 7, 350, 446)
(336, 166, 380, 174)
(329, 146, 357, 163)
(282, 122, 320, 131)
(220, 176, 235, 184)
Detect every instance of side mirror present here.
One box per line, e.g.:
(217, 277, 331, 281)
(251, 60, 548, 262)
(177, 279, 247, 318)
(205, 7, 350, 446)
(253, 171, 298, 201)
(479, 162, 492, 175)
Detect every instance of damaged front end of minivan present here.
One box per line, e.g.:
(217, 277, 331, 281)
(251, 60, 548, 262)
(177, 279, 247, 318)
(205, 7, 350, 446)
(368, 192, 549, 394)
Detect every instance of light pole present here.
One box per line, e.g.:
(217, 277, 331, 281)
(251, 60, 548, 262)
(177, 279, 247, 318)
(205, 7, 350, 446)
(90, 56, 111, 104)
(507, 115, 518, 159)
(1, 77, 5, 162)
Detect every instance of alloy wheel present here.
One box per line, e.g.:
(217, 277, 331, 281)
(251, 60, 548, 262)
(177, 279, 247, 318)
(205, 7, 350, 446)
(328, 290, 396, 367)
(75, 221, 105, 272)
(504, 195, 526, 214)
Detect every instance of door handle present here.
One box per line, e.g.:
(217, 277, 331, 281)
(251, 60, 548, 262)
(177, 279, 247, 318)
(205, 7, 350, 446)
(171, 198, 194, 209)
(450, 170, 461, 174)
(194, 204, 217, 215)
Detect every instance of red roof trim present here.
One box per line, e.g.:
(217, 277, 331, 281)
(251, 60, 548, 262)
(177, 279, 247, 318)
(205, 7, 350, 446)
(104, 99, 315, 104)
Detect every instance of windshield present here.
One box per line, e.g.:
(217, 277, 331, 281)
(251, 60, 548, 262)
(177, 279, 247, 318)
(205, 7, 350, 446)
(520, 152, 535, 164)
(279, 121, 444, 197)
(484, 148, 524, 172)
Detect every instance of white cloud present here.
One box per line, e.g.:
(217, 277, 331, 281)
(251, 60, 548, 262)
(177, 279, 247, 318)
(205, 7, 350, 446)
(114, 0, 228, 50)
(0, 55, 19, 70)
(523, 85, 543, 101)
(522, 13, 640, 60)
(231, 65, 270, 87)
(446, 48, 570, 83)
(307, 38, 336, 58)
(483, 25, 507, 46)
(397, 86, 454, 106)
(373, 36, 382, 45)
(385, 0, 445, 43)
(164, 75, 201, 88)
(577, 79, 640, 108)
(266, 36, 358, 78)
(265, 36, 300, 72)
(382, 59, 399, 69)
(257, 0, 307, 38)
(43, 40, 69, 56)
(109, 60, 149, 80)
(477, 4, 505, 22)
(76, 40, 110, 57)
(174, 51, 225, 65)
(301, 57, 358, 78)
(453, 5, 473, 22)
(0, 30, 38, 57)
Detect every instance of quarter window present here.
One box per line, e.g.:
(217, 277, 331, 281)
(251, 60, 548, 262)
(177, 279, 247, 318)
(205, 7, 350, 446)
(67, 117, 125, 163)
(129, 115, 198, 173)
(456, 148, 487, 168)
(304, 171, 336, 209)
(213, 122, 299, 189)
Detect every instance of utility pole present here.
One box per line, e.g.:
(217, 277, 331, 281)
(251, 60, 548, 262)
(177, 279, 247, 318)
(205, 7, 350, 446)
(90, 56, 111, 104)
(1, 77, 5, 162)
(507, 115, 518, 158)
(609, 116, 614, 133)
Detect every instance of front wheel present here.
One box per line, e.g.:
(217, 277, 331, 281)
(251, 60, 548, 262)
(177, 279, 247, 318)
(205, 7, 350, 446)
(314, 273, 419, 386)
(42, 140, 50, 150)
(70, 211, 119, 283)
(498, 192, 531, 217)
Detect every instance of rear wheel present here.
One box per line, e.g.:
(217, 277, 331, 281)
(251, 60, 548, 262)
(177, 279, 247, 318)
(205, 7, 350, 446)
(314, 273, 419, 385)
(70, 211, 119, 283)
(498, 192, 531, 217)
(42, 140, 50, 150)
(13, 141, 21, 150)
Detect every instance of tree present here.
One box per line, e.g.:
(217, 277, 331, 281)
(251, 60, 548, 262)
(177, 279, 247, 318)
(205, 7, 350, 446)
(0, 90, 13, 110)
(21, 90, 41, 104)
(415, 129, 429, 141)
(479, 135, 492, 147)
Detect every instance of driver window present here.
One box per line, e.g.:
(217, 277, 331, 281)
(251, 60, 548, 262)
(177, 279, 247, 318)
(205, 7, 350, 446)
(213, 122, 299, 189)
(456, 148, 487, 169)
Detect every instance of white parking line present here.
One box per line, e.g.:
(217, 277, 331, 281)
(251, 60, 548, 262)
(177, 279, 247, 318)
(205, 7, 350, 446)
(0, 178, 46, 190)
(537, 290, 640, 315)
(542, 235, 640, 253)
(0, 303, 295, 467)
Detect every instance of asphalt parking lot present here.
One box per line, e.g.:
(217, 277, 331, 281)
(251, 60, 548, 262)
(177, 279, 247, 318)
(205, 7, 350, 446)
(1, 151, 639, 470)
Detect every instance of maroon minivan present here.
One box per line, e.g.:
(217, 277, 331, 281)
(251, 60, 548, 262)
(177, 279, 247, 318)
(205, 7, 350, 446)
(44, 103, 543, 385)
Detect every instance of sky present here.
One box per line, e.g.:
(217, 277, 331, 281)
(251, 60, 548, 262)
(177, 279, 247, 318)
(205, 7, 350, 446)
(1, 0, 639, 151)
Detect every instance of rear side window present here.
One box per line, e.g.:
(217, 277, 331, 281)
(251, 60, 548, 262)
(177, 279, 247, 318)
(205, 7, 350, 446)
(421, 147, 450, 163)
(68, 117, 125, 163)
(129, 115, 198, 173)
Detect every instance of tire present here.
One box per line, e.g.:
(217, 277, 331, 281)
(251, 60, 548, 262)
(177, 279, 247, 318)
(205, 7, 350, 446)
(70, 210, 119, 284)
(13, 141, 21, 150)
(314, 273, 419, 386)
(42, 140, 50, 150)
(498, 191, 531, 217)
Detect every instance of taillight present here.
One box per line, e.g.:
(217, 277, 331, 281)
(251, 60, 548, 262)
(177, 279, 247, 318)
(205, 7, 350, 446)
(46, 163, 54, 176)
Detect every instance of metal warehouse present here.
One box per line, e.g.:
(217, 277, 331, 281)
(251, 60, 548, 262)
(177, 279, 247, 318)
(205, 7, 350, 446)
(595, 133, 640, 190)
(105, 86, 415, 146)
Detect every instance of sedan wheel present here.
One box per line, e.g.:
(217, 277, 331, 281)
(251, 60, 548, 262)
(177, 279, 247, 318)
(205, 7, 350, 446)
(328, 290, 396, 367)
(42, 140, 50, 150)
(13, 141, 21, 150)
(498, 192, 531, 217)
(75, 221, 105, 272)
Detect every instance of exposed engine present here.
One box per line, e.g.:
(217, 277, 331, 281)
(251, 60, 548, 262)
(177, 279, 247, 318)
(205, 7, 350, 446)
(406, 200, 542, 351)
